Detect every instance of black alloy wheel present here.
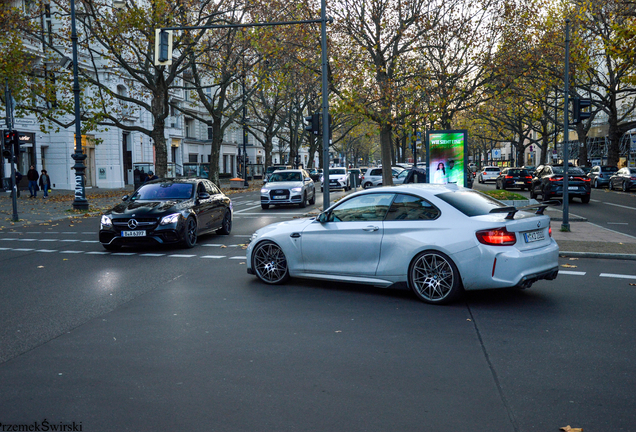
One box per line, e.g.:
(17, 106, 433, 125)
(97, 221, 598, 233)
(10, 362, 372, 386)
(261, 204, 270, 210)
(182, 216, 198, 248)
(408, 250, 462, 304)
(299, 193, 307, 208)
(217, 210, 232, 235)
(252, 241, 289, 284)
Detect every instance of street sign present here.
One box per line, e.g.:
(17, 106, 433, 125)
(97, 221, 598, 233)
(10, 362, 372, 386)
(493, 149, 501, 159)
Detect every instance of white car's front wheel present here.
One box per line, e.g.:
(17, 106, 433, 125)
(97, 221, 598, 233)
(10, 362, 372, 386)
(408, 251, 462, 304)
(252, 241, 290, 284)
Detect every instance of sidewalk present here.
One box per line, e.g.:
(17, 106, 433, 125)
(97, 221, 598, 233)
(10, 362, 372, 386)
(1, 185, 635, 259)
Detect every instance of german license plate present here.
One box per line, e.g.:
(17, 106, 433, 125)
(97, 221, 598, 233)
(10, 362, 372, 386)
(515, 181, 524, 185)
(122, 230, 146, 237)
(274, 195, 286, 199)
(524, 230, 545, 243)
(568, 186, 578, 190)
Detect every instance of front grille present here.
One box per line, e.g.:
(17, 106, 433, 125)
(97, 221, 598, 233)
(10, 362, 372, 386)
(269, 190, 290, 200)
(112, 217, 159, 231)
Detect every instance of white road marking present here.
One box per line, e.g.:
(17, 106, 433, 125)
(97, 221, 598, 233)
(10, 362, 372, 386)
(140, 253, 165, 257)
(202, 244, 224, 247)
(201, 255, 226, 259)
(234, 205, 263, 213)
(607, 222, 629, 225)
(559, 271, 587, 276)
(19, 239, 37, 242)
(13, 248, 33, 251)
(85, 251, 109, 255)
(229, 256, 247, 260)
(169, 254, 196, 258)
(600, 273, 636, 280)
(36, 249, 57, 253)
(60, 250, 83, 254)
(39, 239, 57, 242)
(604, 202, 636, 211)
(60, 239, 80, 242)
(111, 253, 136, 256)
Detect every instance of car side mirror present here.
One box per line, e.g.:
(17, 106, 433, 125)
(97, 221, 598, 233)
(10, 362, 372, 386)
(306, 177, 312, 182)
(318, 212, 330, 223)
(122, 195, 129, 201)
(198, 192, 210, 200)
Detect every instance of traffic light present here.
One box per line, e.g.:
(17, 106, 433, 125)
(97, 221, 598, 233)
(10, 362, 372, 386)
(572, 98, 592, 124)
(304, 113, 320, 135)
(3, 130, 18, 160)
(154, 29, 173, 65)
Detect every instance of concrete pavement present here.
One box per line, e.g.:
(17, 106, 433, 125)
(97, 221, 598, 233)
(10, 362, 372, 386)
(1, 185, 635, 259)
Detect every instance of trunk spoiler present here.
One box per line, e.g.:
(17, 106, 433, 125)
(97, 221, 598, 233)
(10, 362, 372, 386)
(489, 200, 560, 220)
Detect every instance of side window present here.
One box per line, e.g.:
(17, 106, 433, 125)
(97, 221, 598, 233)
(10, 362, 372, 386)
(330, 193, 394, 222)
(371, 169, 381, 176)
(205, 180, 220, 195)
(385, 194, 441, 221)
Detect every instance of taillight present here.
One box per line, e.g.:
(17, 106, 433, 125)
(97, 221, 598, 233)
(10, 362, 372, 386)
(599, 173, 603, 178)
(549, 223, 552, 237)
(525, 176, 532, 179)
(505, 175, 513, 179)
(574, 177, 590, 182)
(476, 227, 517, 246)
(549, 177, 563, 182)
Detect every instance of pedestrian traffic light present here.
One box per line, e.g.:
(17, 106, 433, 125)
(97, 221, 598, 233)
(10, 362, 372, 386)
(572, 98, 592, 124)
(3, 130, 18, 160)
(304, 113, 320, 135)
(154, 29, 173, 66)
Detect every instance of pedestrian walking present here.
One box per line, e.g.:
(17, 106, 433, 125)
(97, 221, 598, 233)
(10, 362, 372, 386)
(145, 171, 158, 182)
(39, 169, 51, 199)
(14, 170, 23, 198)
(27, 165, 39, 198)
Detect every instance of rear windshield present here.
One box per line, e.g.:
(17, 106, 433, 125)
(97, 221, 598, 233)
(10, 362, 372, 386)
(436, 190, 507, 217)
(551, 167, 585, 175)
(506, 169, 529, 176)
(485, 168, 500, 172)
(601, 166, 618, 172)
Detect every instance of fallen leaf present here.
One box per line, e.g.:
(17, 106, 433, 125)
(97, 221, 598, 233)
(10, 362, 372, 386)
(569, 258, 578, 261)
(62, 259, 68, 261)
(220, 245, 227, 248)
(335, 330, 342, 333)
(629, 283, 636, 286)
(561, 264, 577, 268)
(239, 262, 245, 265)
(467, 319, 472, 321)
(560, 426, 583, 432)
(37, 266, 44, 269)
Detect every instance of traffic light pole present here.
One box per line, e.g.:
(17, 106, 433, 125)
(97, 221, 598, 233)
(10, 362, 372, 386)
(562, 19, 570, 232)
(4, 80, 18, 221)
(320, 0, 331, 209)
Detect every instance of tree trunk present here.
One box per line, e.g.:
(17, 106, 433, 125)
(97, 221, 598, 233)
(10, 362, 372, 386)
(381, 122, 394, 186)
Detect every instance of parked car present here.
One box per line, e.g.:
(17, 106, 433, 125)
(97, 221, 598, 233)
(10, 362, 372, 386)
(360, 167, 403, 188)
(308, 168, 321, 182)
(321, 167, 350, 191)
(478, 166, 501, 183)
(246, 184, 559, 304)
(608, 167, 636, 191)
(261, 169, 316, 209)
(495, 167, 532, 191)
(587, 165, 618, 188)
(99, 178, 232, 250)
(530, 165, 591, 203)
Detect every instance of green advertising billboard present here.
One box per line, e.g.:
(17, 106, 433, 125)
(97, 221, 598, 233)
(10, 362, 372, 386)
(426, 130, 468, 187)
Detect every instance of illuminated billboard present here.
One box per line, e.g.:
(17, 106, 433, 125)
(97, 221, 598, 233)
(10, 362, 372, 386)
(426, 130, 468, 187)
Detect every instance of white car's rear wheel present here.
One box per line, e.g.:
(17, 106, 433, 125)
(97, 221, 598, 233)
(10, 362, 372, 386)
(252, 241, 290, 284)
(408, 251, 462, 304)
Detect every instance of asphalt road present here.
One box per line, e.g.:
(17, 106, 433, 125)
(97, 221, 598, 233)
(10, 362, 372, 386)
(473, 180, 636, 238)
(0, 185, 635, 431)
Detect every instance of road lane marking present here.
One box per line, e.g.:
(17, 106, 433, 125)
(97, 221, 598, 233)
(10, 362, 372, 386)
(85, 251, 109, 255)
(234, 205, 263, 213)
(604, 202, 636, 211)
(169, 254, 196, 258)
(559, 271, 587, 276)
(60, 250, 83, 254)
(140, 253, 165, 257)
(588, 222, 636, 240)
(201, 255, 226, 259)
(13, 248, 34, 251)
(229, 256, 247, 260)
(110, 252, 136, 256)
(600, 273, 636, 280)
(607, 222, 629, 225)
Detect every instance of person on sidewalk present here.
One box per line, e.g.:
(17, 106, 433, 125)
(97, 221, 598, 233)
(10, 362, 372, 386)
(39, 169, 51, 199)
(27, 165, 39, 198)
(14, 170, 23, 198)
(145, 171, 158, 182)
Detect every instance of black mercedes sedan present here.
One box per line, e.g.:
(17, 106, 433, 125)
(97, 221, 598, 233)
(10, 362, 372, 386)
(99, 178, 232, 250)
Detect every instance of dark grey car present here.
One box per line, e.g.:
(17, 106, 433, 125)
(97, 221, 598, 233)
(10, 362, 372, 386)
(587, 165, 618, 188)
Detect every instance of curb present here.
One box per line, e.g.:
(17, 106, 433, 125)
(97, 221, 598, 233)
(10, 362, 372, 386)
(559, 251, 636, 261)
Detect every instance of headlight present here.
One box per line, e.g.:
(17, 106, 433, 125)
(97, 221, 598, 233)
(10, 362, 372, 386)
(291, 187, 303, 192)
(100, 215, 112, 227)
(261, 188, 269, 194)
(249, 233, 258, 243)
(160, 213, 181, 225)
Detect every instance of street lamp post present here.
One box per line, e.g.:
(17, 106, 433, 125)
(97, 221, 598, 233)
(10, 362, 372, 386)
(242, 75, 249, 187)
(562, 19, 571, 232)
(70, 0, 88, 210)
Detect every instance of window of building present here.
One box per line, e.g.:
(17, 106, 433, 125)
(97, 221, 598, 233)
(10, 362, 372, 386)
(189, 153, 198, 163)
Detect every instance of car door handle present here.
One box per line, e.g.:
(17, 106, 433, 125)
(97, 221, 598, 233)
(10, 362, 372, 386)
(290, 233, 301, 238)
(362, 226, 379, 232)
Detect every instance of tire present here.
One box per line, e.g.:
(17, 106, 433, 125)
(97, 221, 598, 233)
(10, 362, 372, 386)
(594, 179, 599, 189)
(408, 250, 462, 304)
(103, 243, 121, 251)
(217, 210, 232, 235)
(363, 182, 372, 189)
(308, 192, 316, 205)
(623, 182, 628, 192)
(182, 216, 198, 248)
(529, 187, 535, 199)
(581, 195, 590, 203)
(299, 193, 307, 208)
(252, 241, 289, 284)
(609, 181, 614, 191)
(495, 181, 500, 190)
(261, 204, 269, 210)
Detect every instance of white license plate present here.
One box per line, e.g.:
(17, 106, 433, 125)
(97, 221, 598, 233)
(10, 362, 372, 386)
(524, 230, 545, 243)
(515, 182, 524, 185)
(122, 230, 146, 237)
(274, 195, 286, 199)
(568, 186, 578, 190)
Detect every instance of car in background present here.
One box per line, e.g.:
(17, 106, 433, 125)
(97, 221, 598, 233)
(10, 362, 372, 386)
(530, 165, 591, 203)
(308, 168, 322, 182)
(261, 169, 316, 209)
(495, 167, 532, 190)
(263, 165, 292, 184)
(321, 167, 350, 191)
(361, 167, 404, 188)
(99, 178, 232, 250)
(478, 166, 501, 183)
(608, 167, 636, 191)
(246, 184, 559, 304)
(587, 165, 618, 188)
